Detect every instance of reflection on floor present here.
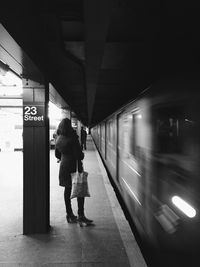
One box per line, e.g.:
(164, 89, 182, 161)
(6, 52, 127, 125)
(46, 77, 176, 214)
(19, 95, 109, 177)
(0, 151, 23, 237)
(0, 150, 62, 237)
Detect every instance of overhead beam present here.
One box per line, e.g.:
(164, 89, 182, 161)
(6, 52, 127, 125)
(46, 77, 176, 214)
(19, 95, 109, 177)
(84, 0, 114, 124)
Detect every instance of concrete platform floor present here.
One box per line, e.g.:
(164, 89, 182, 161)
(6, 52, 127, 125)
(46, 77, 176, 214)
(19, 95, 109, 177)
(0, 136, 147, 267)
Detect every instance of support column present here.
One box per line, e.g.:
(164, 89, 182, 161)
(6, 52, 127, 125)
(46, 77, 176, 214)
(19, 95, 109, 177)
(23, 78, 50, 234)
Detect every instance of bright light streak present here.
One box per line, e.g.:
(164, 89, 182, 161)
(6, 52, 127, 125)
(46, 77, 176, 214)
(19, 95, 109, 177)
(0, 71, 22, 96)
(136, 114, 142, 119)
(172, 196, 196, 218)
(122, 177, 141, 205)
(128, 113, 142, 120)
(49, 102, 62, 120)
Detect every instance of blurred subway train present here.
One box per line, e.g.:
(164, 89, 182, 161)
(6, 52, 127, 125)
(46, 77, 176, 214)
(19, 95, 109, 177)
(91, 77, 200, 257)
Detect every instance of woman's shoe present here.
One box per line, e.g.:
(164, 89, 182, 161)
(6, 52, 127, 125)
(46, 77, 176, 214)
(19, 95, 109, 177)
(78, 215, 93, 227)
(66, 213, 77, 223)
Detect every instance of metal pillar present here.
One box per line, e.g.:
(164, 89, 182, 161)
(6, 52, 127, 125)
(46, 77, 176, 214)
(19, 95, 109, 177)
(23, 79, 50, 234)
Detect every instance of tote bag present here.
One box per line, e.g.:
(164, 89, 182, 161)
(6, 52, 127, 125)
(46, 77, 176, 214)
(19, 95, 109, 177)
(70, 170, 90, 199)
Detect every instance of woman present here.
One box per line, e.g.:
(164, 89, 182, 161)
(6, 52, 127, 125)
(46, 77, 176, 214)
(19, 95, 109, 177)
(55, 118, 93, 224)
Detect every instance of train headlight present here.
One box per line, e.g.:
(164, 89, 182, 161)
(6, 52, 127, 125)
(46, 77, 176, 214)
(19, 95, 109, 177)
(172, 196, 196, 218)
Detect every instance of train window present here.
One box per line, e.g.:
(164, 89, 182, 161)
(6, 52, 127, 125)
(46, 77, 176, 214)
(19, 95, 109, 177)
(129, 114, 136, 157)
(107, 119, 115, 145)
(107, 121, 111, 141)
(118, 113, 138, 158)
(112, 120, 116, 145)
(118, 114, 128, 150)
(101, 123, 105, 139)
(156, 105, 199, 154)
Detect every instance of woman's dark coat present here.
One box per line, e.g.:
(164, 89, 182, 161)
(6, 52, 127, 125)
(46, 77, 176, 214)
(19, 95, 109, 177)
(55, 132, 84, 187)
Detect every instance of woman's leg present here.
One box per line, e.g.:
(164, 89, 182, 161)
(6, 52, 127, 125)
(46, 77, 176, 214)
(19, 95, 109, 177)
(77, 197, 93, 224)
(64, 186, 77, 223)
(64, 186, 73, 215)
(77, 197, 84, 216)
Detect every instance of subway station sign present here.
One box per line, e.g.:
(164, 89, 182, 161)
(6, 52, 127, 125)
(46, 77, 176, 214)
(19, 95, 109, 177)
(23, 104, 45, 126)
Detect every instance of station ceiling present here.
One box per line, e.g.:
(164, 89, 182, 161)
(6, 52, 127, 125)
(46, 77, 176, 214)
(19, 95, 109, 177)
(1, 1, 200, 126)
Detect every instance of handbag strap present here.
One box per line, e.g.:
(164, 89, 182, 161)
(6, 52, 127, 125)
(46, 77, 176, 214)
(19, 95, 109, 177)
(76, 160, 84, 173)
(76, 160, 78, 172)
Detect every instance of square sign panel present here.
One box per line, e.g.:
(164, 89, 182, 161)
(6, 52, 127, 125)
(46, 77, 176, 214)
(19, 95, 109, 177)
(23, 104, 45, 127)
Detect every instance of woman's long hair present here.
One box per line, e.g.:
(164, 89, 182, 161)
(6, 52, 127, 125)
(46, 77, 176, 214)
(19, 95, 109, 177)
(57, 118, 74, 136)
